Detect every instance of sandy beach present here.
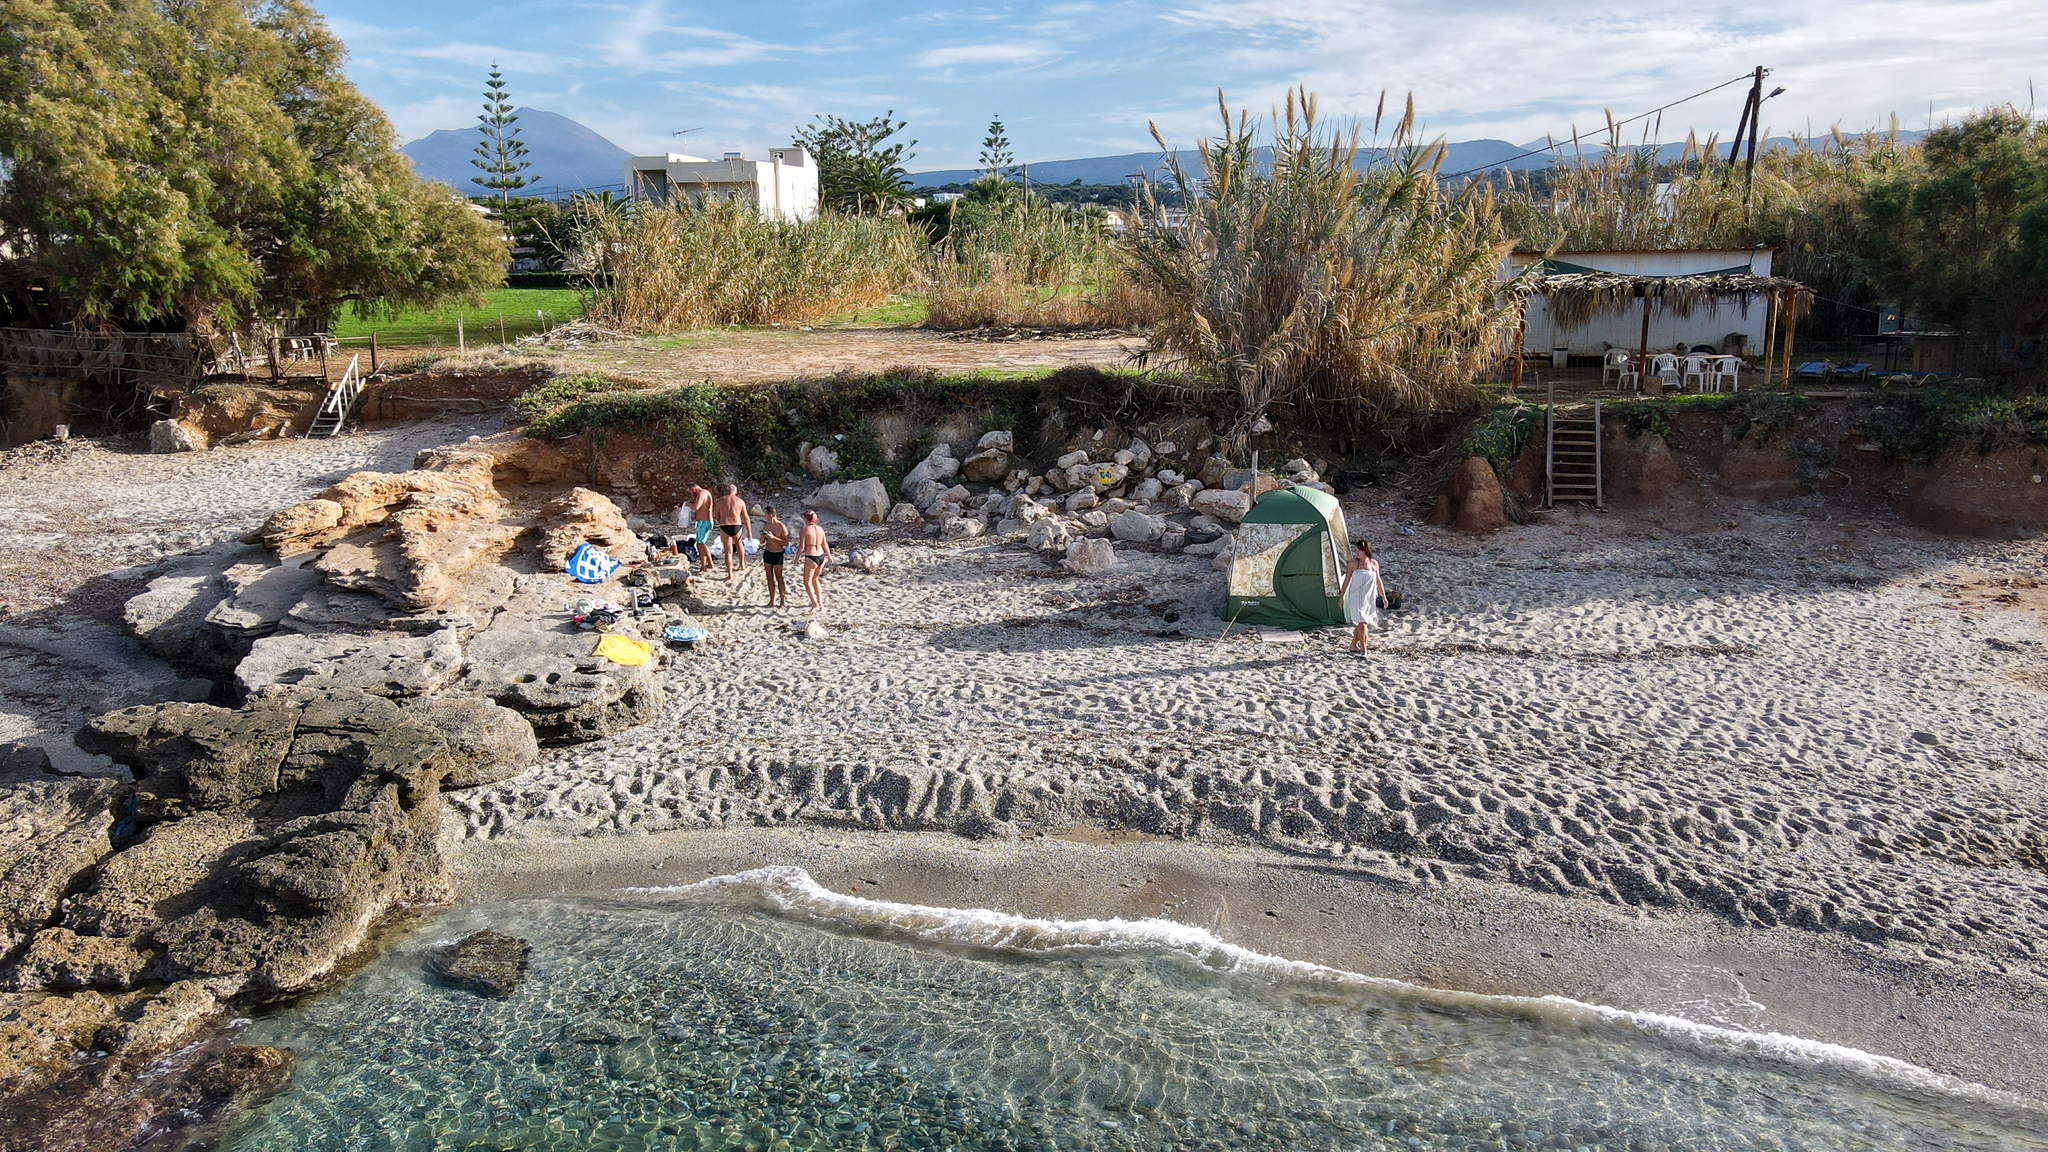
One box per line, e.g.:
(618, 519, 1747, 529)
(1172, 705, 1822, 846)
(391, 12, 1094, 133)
(4, 416, 2046, 1098)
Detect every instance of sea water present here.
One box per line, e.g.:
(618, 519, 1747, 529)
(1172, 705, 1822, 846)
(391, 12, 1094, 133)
(220, 867, 2046, 1152)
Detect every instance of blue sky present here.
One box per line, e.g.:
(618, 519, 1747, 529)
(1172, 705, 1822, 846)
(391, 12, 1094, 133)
(320, 0, 2048, 170)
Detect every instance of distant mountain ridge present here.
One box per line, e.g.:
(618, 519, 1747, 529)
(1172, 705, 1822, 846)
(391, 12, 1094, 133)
(906, 131, 1927, 187)
(401, 108, 632, 196)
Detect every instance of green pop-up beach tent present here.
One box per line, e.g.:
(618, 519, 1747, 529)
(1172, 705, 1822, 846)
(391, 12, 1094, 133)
(1222, 486, 1352, 629)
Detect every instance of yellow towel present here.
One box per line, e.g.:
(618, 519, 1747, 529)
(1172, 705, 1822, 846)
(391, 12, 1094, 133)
(593, 634, 653, 666)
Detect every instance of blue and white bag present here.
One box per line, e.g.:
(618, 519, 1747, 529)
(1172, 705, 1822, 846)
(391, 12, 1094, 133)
(566, 542, 623, 584)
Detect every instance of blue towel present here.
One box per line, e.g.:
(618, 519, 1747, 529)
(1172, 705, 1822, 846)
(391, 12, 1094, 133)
(566, 542, 622, 584)
(662, 626, 708, 643)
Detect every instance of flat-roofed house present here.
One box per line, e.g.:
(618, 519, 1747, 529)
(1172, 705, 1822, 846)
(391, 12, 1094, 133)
(624, 148, 819, 221)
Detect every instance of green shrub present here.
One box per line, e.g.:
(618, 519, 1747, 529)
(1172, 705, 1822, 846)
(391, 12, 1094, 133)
(1862, 388, 2048, 462)
(509, 371, 651, 424)
(1462, 402, 1543, 475)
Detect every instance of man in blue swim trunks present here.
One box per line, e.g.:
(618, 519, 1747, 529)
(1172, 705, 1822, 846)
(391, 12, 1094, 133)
(685, 484, 715, 574)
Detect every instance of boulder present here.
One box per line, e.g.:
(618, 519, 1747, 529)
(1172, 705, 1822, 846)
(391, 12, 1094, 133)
(1198, 455, 1231, 488)
(796, 620, 828, 641)
(1128, 440, 1154, 471)
(149, 419, 206, 454)
(960, 447, 1010, 483)
(1063, 538, 1118, 576)
(1159, 527, 1187, 553)
(939, 517, 985, 542)
(1157, 469, 1185, 486)
(901, 444, 960, 490)
(1220, 470, 1283, 497)
(1009, 494, 1050, 524)
(1055, 449, 1091, 470)
(1191, 488, 1253, 524)
(933, 484, 969, 508)
(1066, 491, 1099, 513)
(976, 430, 1015, 452)
(1130, 478, 1164, 504)
(1076, 510, 1110, 530)
(537, 487, 640, 568)
(1109, 510, 1166, 544)
(885, 502, 924, 525)
(808, 477, 889, 524)
(1099, 497, 1137, 516)
(430, 929, 531, 998)
(843, 547, 885, 574)
(901, 477, 942, 509)
(802, 445, 840, 479)
(234, 628, 466, 701)
(1027, 518, 1074, 553)
(1424, 455, 1508, 534)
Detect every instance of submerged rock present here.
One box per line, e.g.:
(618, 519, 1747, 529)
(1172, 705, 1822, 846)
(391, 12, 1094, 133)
(430, 929, 532, 998)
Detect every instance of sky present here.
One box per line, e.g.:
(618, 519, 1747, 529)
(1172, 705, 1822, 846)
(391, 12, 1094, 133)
(319, 0, 2048, 170)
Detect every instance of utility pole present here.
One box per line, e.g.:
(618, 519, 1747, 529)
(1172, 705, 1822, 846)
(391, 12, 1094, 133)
(1728, 66, 1783, 221)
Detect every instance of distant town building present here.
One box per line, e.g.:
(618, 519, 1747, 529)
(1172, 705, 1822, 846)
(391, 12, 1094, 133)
(624, 147, 819, 221)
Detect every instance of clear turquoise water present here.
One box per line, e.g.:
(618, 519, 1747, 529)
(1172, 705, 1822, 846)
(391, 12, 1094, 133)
(220, 868, 2047, 1152)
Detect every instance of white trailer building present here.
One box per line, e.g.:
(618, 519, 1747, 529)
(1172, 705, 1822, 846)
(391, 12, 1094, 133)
(625, 147, 819, 221)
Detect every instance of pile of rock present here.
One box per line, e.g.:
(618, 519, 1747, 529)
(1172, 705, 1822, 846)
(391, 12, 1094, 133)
(820, 426, 1338, 578)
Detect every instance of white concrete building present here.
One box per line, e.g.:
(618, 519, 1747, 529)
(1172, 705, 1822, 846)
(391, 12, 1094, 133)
(1507, 248, 1778, 357)
(624, 148, 819, 221)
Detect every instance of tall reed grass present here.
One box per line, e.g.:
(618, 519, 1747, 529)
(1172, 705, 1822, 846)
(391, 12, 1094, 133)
(922, 194, 1159, 330)
(1122, 89, 1526, 435)
(580, 198, 922, 330)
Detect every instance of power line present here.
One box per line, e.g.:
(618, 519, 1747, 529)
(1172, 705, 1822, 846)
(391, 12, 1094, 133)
(1442, 72, 1758, 179)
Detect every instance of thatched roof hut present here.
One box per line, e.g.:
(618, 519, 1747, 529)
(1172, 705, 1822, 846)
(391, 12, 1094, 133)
(1529, 258, 1811, 330)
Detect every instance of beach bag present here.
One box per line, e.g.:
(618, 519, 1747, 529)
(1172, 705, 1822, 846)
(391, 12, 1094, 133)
(566, 542, 622, 584)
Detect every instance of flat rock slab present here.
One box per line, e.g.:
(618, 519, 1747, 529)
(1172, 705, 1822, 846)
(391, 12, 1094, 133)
(235, 629, 464, 700)
(205, 562, 325, 638)
(430, 929, 531, 997)
(459, 575, 663, 746)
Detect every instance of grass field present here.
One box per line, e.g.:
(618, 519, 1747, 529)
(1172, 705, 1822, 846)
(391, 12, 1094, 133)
(331, 288, 586, 348)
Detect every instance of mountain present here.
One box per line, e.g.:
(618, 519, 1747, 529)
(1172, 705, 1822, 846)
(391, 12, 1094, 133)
(907, 131, 1927, 187)
(402, 108, 633, 197)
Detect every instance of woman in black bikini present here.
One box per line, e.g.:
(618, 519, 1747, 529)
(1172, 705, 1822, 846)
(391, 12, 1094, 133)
(797, 509, 831, 614)
(758, 507, 791, 608)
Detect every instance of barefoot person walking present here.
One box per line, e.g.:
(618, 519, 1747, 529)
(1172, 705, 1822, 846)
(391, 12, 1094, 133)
(797, 509, 832, 614)
(758, 507, 791, 608)
(713, 484, 752, 580)
(1340, 539, 1382, 653)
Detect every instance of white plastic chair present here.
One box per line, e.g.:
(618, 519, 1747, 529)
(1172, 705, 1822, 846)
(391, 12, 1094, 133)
(1681, 354, 1712, 392)
(1708, 356, 1741, 393)
(1649, 353, 1681, 390)
(1601, 349, 1632, 389)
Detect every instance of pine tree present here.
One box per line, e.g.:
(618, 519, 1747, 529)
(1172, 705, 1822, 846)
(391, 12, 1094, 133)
(472, 64, 535, 203)
(979, 116, 1015, 179)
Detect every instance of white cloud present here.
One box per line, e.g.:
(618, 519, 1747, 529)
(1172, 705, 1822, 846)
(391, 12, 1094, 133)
(915, 42, 1062, 69)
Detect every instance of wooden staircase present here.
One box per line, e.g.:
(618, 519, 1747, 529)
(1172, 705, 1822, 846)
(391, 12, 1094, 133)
(304, 353, 362, 439)
(1545, 400, 1603, 507)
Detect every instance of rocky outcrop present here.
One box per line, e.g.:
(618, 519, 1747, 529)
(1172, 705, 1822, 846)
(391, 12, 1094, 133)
(35, 690, 534, 999)
(457, 575, 665, 746)
(234, 629, 466, 700)
(1426, 456, 1508, 534)
(167, 383, 325, 446)
(430, 930, 531, 998)
(0, 772, 127, 962)
(537, 487, 639, 568)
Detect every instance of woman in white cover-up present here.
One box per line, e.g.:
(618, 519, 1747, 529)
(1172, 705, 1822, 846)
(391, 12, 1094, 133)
(1340, 538, 1381, 653)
